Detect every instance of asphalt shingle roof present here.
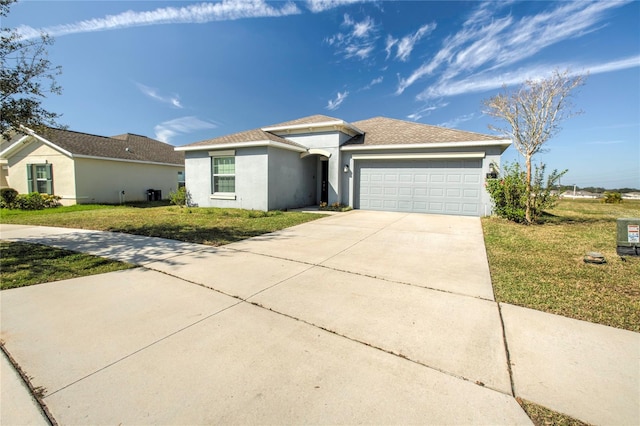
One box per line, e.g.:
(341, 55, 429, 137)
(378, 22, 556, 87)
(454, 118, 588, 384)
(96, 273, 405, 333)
(180, 115, 505, 150)
(183, 128, 307, 150)
(34, 127, 184, 165)
(265, 114, 343, 127)
(346, 117, 503, 146)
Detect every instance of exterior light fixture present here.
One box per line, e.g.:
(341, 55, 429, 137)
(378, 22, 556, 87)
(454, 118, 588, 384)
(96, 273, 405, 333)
(486, 163, 498, 179)
(343, 164, 350, 173)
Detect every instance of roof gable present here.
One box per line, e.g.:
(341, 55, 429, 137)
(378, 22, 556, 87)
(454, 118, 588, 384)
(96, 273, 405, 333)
(177, 128, 307, 151)
(4, 127, 184, 165)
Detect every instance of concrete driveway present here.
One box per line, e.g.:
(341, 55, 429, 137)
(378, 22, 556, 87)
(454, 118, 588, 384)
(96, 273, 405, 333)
(1, 211, 638, 425)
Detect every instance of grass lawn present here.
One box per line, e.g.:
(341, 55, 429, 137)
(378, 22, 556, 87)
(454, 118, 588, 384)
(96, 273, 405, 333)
(482, 199, 640, 332)
(0, 204, 324, 246)
(0, 241, 135, 290)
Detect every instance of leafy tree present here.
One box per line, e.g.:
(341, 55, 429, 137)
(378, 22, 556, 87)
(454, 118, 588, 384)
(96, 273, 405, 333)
(1, 0, 62, 139)
(484, 69, 584, 224)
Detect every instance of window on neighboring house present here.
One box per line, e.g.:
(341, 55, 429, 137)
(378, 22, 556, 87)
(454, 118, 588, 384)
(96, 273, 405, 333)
(27, 163, 53, 194)
(178, 171, 185, 188)
(212, 155, 235, 194)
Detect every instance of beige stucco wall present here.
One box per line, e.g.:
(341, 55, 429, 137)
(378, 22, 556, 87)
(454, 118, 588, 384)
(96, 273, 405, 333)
(3, 137, 184, 205)
(4, 139, 77, 204)
(74, 157, 183, 204)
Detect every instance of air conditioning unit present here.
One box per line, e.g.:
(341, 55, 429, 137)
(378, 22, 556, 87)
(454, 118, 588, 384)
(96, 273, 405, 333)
(617, 218, 640, 256)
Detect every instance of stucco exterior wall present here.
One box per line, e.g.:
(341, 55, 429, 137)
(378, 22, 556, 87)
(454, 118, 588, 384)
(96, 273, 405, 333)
(285, 132, 348, 205)
(341, 145, 503, 216)
(74, 158, 183, 204)
(185, 147, 269, 210)
(4, 139, 77, 205)
(267, 147, 316, 210)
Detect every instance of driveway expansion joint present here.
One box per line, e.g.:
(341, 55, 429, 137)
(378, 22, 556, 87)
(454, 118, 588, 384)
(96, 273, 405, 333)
(147, 263, 509, 396)
(1, 342, 56, 426)
(42, 295, 244, 399)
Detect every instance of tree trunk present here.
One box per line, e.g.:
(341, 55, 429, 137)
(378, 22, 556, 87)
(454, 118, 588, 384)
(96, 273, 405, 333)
(525, 154, 532, 224)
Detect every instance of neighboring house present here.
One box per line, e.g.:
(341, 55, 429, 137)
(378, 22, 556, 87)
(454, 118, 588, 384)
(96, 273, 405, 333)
(622, 192, 640, 200)
(0, 126, 185, 205)
(176, 115, 511, 216)
(561, 190, 599, 199)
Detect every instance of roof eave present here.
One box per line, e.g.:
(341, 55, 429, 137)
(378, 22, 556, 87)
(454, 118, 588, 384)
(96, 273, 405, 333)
(175, 140, 308, 153)
(341, 139, 512, 152)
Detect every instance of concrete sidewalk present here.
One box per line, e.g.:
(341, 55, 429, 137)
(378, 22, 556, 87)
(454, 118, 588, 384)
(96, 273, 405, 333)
(1, 215, 639, 425)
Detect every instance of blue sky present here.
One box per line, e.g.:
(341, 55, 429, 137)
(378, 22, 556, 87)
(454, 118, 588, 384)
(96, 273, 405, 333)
(5, 0, 640, 188)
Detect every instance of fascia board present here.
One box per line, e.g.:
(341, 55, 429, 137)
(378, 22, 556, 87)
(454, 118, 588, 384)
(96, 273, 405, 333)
(73, 155, 184, 167)
(262, 120, 364, 137)
(351, 152, 486, 160)
(0, 135, 30, 158)
(176, 140, 307, 153)
(341, 140, 512, 152)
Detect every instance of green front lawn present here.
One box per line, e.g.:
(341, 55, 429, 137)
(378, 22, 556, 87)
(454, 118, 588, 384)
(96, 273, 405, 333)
(0, 241, 135, 290)
(483, 199, 640, 332)
(0, 204, 323, 246)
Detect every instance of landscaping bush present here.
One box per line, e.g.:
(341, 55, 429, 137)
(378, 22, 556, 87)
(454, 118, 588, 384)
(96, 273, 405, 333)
(42, 194, 62, 208)
(486, 162, 565, 224)
(13, 192, 46, 210)
(11, 192, 61, 210)
(602, 191, 622, 204)
(0, 188, 18, 208)
(168, 186, 192, 208)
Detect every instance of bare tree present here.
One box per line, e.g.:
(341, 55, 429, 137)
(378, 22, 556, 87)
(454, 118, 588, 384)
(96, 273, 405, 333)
(483, 69, 585, 223)
(0, 0, 62, 139)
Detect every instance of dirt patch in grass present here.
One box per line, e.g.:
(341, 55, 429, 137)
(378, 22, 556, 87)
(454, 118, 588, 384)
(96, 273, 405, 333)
(0, 241, 135, 289)
(483, 199, 640, 332)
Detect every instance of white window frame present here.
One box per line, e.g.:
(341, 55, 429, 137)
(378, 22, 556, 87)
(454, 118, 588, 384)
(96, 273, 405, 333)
(210, 150, 236, 200)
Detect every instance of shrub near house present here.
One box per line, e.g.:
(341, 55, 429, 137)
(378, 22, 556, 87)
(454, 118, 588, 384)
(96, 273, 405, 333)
(485, 162, 565, 224)
(1, 188, 61, 210)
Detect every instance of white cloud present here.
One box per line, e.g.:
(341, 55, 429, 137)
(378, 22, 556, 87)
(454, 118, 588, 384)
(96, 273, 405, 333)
(16, 0, 301, 39)
(397, 0, 630, 95)
(407, 101, 449, 121)
(393, 23, 436, 62)
(306, 0, 368, 13)
(154, 116, 217, 144)
(361, 76, 383, 90)
(438, 113, 477, 129)
(585, 55, 640, 75)
(416, 56, 640, 100)
(385, 35, 397, 59)
(326, 91, 349, 110)
(136, 83, 183, 108)
(325, 14, 378, 60)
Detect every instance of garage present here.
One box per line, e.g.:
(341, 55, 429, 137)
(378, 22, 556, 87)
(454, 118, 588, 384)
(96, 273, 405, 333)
(356, 159, 483, 216)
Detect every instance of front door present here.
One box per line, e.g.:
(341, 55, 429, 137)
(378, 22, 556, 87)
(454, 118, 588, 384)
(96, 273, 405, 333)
(321, 160, 328, 204)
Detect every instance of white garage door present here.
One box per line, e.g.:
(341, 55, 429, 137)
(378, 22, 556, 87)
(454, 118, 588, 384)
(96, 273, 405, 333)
(356, 159, 483, 216)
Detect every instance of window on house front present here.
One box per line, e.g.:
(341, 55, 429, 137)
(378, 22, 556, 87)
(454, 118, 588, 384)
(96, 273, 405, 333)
(178, 171, 185, 188)
(212, 156, 235, 194)
(27, 163, 53, 194)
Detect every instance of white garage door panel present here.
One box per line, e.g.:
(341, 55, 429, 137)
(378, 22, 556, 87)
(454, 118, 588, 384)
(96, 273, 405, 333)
(357, 159, 482, 216)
